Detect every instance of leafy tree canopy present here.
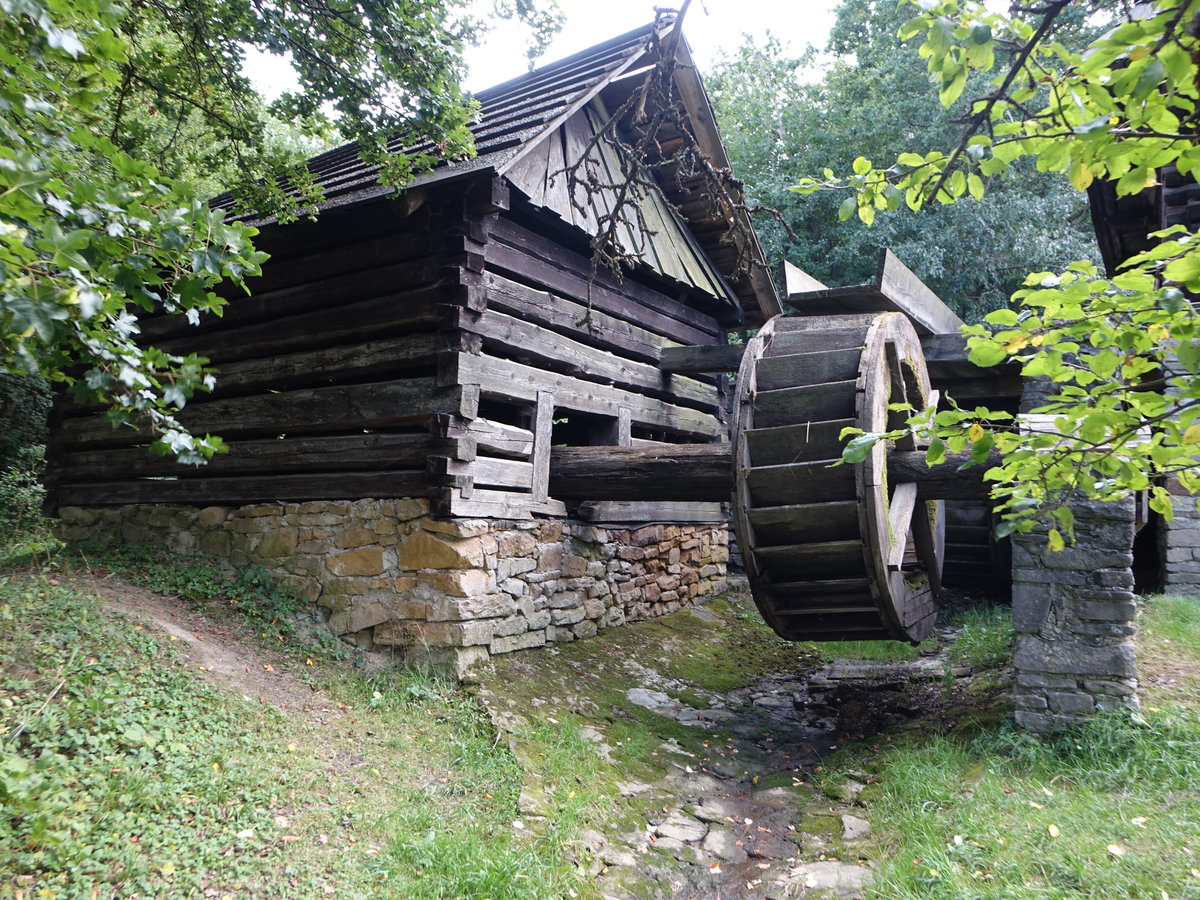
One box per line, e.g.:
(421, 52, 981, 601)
(0, 0, 559, 461)
(706, 0, 1100, 323)
(800, 0, 1200, 540)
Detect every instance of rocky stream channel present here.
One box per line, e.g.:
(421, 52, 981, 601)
(476, 577, 1003, 900)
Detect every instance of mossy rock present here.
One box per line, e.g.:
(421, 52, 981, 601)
(798, 812, 844, 842)
(598, 865, 662, 900)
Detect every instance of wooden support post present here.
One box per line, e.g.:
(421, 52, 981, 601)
(531, 391, 554, 503)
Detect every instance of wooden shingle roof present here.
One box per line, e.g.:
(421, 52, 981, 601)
(214, 22, 780, 325)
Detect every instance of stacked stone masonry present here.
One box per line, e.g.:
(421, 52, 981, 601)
(1160, 494, 1200, 590)
(1010, 496, 1139, 733)
(56, 501, 728, 675)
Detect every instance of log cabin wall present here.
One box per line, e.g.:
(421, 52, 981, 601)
(45, 186, 475, 514)
(432, 172, 733, 524)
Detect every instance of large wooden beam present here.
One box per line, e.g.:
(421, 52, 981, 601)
(786, 249, 963, 336)
(548, 444, 996, 502)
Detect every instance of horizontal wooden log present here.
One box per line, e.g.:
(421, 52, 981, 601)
(546, 444, 994, 503)
(658, 343, 746, 374)
(432, 455, 535, 490)
(888, 449, 1000, 500)
(140, 255, 441, 343)
(53, 432, 449, 481)
(549, 443, 732, 501)
(575, 500, 726, 523)
(488, 219, 720, 344)
(484, 272, 703, 371)
(451, 353, 723, 439)
(55, 379, 475, 449)
(56, 470, 433, 507)
(152, 287, 440, 365)
(448, 307, 718, 410)
(442, 486, 566, 519)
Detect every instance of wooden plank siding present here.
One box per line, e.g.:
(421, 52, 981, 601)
(46, 193, 465, 512)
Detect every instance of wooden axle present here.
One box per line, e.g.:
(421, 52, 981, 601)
(548, 443, 997, 502)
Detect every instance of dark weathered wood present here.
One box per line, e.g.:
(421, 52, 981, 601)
(548, 443, 731, 501)
(746, 459, 856, 507)
(57, 379, 474, 448)
(756, 349, 861, 392)
(752, 381, 859, 429)
(765, 577, 872, 597)
(140, 256, 441, 343)
(888, 450, 999, 500)
(658, 343, 746, 374)
(747, 501, 860, 546)
(743, 419, 854, 467)
(577, 500, 725, 523)
(210, 334, 439, 396)
(754, 540, 864, 578)
(767, 327, 867, 357)
(54, 432, 449, 480)
(57, 470, 432, 507)
(448, 306, 718, 409)
(153, 287, 441, 364)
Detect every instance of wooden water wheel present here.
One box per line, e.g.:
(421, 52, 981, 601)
(731, 312, 944, 643)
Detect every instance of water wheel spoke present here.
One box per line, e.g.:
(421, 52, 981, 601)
(886, 482, 918, 569)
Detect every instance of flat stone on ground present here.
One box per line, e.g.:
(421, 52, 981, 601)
(654, 812, 708, 843)
(841, 814, 872, 841)
(701, 825, 743, 861)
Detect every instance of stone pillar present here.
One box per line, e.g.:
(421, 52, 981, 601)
(1159, 488, 1200, 591)
(1011, 497, 1139, 732)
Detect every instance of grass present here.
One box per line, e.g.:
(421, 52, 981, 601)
(0, 569, 591, 898)
(830, 594, 1200, 900)
(813, 602, 1014, 668)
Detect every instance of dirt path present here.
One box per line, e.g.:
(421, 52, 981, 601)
(78, 573, 338, 714)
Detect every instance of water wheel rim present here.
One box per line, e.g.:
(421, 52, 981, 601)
(855, 312, 939, 642)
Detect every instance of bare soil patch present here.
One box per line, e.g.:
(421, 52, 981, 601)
(73, 572, 338, 714)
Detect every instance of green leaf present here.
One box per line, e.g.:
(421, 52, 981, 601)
(1164, 253, 1200, 291)
(925, 435, 947, 467)
(967, 340, 1008, 367)
(842, 432, 882, 464)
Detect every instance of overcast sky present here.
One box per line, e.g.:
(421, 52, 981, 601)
(244, 0, 838, 100)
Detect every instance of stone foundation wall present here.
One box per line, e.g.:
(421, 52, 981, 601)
(57, 501, 728, 674)
(1011, 497, 1139, 732)
(1160, 494, 1200, 591)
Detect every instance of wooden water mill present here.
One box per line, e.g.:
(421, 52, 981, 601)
(550, 309, 1006, 645)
